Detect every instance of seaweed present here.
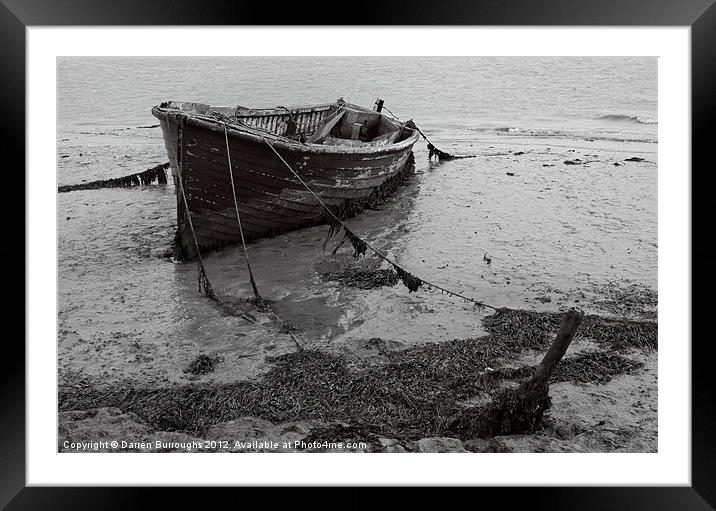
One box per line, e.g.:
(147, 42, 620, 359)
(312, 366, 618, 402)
(392, 264, 423, 293)
(58, 340, 536, 440)
(579, 317, 657, 353)
(58, 162, 170, 193)
(482, 308, 658, 354)
(550, 351, 644, 384)
(322, 268, 399, 290)
(197, 261, 218, 301)
(344, 229, 368, 259)
(447, 382, 551, 439)
(58, 309, 657, 442)
(322, 214, 344, 252)
(184, 354, 224, 376)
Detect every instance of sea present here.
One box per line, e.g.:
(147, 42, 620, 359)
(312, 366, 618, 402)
(57, 57, 657, 385)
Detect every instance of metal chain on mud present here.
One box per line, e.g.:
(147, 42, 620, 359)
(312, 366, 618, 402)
(233, 121, 499, 311)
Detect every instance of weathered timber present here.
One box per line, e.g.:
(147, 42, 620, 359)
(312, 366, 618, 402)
(154, 99, 420, 259)
(447, 308, 585, 439)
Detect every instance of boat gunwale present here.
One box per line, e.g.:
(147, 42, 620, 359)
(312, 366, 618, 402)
(152, 103, 420, 156)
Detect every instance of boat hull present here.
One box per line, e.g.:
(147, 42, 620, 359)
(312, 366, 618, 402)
(155, 109, 419, 259)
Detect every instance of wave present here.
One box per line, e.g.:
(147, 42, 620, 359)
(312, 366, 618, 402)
(598, 114, 657, 125)
(470, 126, 656, 144)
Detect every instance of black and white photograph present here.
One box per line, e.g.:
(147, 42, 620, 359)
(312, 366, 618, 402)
(56, 55, 659, 454)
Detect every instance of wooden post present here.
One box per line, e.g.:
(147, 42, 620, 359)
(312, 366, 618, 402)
(527, 308, 584, 389)
(448, 308, 584, 439)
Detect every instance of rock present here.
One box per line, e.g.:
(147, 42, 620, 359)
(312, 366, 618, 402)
(377, 436, 400, 448)
(205, 416, 276, 440)
(205, 416, 325, 452)
(487, 437, 514, 452)
(385, 444, 407, 453)
(58, 407, 202, 452)
(513, 151, 525, 156)
(463, 438, 492, 452)
(415, 437, 469, 453)
(624, 157, 644, 162)
(506, 172, 515, 176)
(564, 159, 583, 165)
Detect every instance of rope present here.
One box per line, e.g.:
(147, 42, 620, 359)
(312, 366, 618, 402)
(404, 120, 462, 161)
(380, 105, 458, 161)
(163, 115, 267, 325)
(381, 106, 400, 119)
(165, 118, 219, 301)
(233, 122, 498, 311)
(223, 124, 262, 300)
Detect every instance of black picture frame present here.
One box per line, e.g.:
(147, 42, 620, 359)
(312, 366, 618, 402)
(6, 0, 714, 506)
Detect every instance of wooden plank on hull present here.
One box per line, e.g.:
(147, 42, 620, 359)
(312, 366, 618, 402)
(186, 138, 405, 184)
(186, 147, 403, 197)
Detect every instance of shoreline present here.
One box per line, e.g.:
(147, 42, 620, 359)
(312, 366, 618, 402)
(59, 305, 657, 453)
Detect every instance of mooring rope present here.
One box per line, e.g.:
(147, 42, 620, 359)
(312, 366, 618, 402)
(381, 105, 401, 120)
(233, 122, 498, 311)
(162, 116, 268, 325)
(223, 124, 262, 300)
(377, 106, 458, 160)
(167, 124, 219, 302)
(403, 120, 470, 161)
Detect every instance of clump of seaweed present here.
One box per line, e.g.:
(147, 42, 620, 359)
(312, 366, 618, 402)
(322, 268, 399, 290)
(322, 215, 344, 252)
(278, 320, 298, 334)
(482, 308, 657, 354)
(58, 162, 169, 193)
(550, 351, 644, 384)
(579, 317, 657, 353)
(481, 307, 563, 351)
(184, 354, 223, 376)
(392, 264, 423, 293)
(344, 229, 368, 259)
(447, 383, 551, 439)
(247, 295, 273, 313)
(590, 281, 658, 320)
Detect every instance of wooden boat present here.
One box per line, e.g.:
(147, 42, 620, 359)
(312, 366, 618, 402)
(152, 98, 420, 258)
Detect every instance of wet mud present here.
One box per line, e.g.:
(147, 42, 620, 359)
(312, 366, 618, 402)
(58, 130, 658, 452)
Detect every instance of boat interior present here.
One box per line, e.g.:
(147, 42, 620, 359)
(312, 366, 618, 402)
(158, 100, 413, 146)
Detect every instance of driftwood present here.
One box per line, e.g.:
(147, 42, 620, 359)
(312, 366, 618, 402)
(448, 308, 584, 438)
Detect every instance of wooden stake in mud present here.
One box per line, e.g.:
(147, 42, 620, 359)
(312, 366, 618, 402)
(530, 308, 584, 389)
(449, 308, 584, 439)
